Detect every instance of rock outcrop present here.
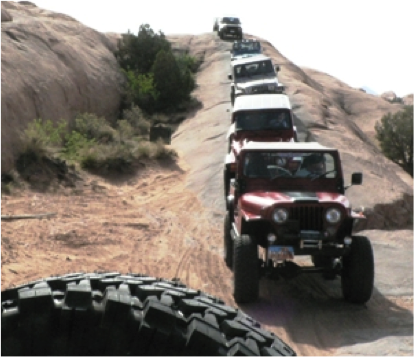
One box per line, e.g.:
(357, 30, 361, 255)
(380, 90, 398, 102)
(403, 94, 413, 106)
(1, 1, 125, 172)
(1, 7, 12, 22)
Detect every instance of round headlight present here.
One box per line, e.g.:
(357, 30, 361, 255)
(273, 208, 288, 223)
(326, 208, 341, 223)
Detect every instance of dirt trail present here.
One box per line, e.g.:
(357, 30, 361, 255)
(2, 33, 412, 356)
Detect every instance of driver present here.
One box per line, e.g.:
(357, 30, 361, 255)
(295, 154, 326, 177)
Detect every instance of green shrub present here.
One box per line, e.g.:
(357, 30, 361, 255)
(73, 113, 117, 143)
(23, 118, 67, 147)
(18, 119, 67, 168)
(62, 131, 96, 161)
(116, 25, 198, 116)
(80, 143, 137, 173)
(122, 105, 151, 135)
(375, 105, 413, 176)
(124, 71, 159, 113)
(116, 25, 171, 74)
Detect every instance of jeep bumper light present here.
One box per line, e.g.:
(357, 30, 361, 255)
(273, 208, 288, 223)
(267, 233, 276, 243)
(326, 208, 341, 223)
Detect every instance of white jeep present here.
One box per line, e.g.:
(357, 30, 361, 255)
(228, 55, 283, 105)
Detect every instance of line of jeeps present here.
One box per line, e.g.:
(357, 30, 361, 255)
(214, 20, 375, 305)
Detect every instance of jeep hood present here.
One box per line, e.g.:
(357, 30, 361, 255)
(236, 78, 279, 88)
(240, 191, 350, 220)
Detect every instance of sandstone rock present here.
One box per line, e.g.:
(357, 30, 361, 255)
(1, 2, 125, 172)
(1, 8, 12, 22)
(403, 94, 413, 106)
(380, 91, 398, 102)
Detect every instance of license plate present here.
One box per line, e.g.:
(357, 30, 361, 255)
(230, 30, 235, 33)
(269, 246, 294, 260)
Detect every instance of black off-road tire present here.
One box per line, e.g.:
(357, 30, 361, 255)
(233, 235, 260, 303)
(1, 272, 296, 356)
(224, 212, 233, 268)
(341, 236, 374, 304)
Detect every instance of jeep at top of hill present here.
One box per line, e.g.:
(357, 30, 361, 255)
(214, 17, 243, 40)
(230, 39, 262, 61)
(223, 94, 298, 198)
(223, 141, 374, 305)
(228, 55, 282, 105)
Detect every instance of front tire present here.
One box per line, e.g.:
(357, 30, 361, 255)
(233, 234, 259, 303)
(341, 236, 374, 304)
(224, 212, 233, 268)
(1, 272, 296, 356)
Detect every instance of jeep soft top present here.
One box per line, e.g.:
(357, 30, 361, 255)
(223, 141, 374, 305)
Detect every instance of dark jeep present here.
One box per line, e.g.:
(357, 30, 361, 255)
(224, 141, 374, 305)
(216, 17, 243, 40)
(223, 94, 298, 198)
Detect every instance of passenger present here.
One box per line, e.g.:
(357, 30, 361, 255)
(268, 114, 289, 128)
(295, 154, 326, 177)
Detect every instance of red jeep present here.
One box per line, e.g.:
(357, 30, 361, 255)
(224, 141, 374, 305)
(224, 94, 298, 198)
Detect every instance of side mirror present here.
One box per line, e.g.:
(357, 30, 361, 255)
(274, 65, 280, 72)
(228, 74, 233, 80)
(351, 172, 363, 185)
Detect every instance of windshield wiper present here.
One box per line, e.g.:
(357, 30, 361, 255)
(310, 169, 337, 181)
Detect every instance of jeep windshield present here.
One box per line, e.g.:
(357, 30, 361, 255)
(234, 110, 292, 131)
(222, 17, 241, 24)
(233, 42, 261, 56)
(243, 152, 337, 179)
(235, 60, 274, 78)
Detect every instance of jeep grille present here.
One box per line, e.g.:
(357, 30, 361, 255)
(251, 85, 270, 94)
(289, 206, 324, 230)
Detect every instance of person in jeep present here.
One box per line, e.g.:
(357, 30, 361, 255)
(295, 154, 326, 177)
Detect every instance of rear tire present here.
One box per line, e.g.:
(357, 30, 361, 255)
(233, 235, 259, 303)
(341, 236, 374, 304)
(1, 272, 296, 356)
(224, 212, 233, 268)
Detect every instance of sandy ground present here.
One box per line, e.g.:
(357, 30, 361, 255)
(2, 34, 413, 356)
